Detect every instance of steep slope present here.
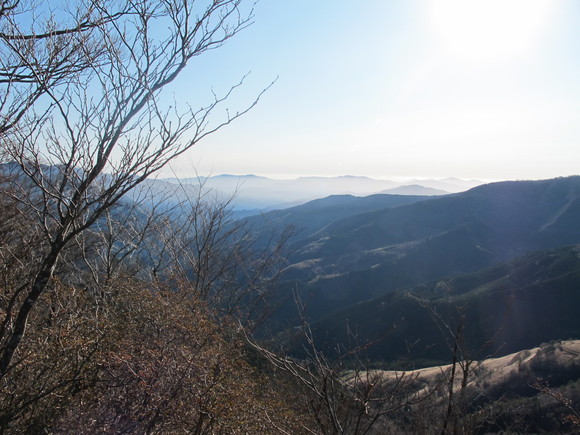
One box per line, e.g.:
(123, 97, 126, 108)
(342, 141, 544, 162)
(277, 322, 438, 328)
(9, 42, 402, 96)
(295, 177, 580, 260)
(306, 245, 580, 365)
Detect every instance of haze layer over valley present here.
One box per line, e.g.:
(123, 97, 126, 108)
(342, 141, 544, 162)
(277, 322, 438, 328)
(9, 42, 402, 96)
(159, 174, 484, 212)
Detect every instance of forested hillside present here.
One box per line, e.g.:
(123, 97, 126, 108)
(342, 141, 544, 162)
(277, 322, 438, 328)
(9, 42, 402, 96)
(267, 176, 580, 325)
(308, 245, 580, 364)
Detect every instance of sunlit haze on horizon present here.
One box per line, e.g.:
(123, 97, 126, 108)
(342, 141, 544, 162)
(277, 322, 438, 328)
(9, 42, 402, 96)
(161, 0, 580, 181)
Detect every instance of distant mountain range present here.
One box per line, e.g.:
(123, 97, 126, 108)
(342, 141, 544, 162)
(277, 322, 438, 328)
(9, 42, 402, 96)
(6, 160, 578, 366)
(255, 176, 580, 362)
(160, 174, 483, 212)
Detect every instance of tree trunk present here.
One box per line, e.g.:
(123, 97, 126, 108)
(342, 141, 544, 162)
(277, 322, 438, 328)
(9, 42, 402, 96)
(0, 243, 62, 376)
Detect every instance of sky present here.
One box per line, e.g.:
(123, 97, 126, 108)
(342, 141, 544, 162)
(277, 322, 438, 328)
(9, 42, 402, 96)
(163, 0, 580, 181)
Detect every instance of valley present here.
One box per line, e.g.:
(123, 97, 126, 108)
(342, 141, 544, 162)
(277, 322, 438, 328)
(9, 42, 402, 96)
(249, 177, 580, 339)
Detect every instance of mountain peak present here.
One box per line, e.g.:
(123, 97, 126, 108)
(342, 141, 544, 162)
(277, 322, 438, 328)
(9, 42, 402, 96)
(214, 174, 265, 179)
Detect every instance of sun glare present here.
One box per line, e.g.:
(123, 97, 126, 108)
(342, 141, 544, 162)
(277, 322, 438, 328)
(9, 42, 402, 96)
(427, 0, 555, 63)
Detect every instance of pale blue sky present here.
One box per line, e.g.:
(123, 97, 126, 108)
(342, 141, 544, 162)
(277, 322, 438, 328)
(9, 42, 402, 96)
(165, 0, 580, 180)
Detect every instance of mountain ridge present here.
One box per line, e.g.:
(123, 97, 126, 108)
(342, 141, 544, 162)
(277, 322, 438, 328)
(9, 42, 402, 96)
(268, 176, 580, 330)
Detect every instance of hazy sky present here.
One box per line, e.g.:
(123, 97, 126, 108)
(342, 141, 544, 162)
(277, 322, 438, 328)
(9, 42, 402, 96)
(164, 0, 580, 180)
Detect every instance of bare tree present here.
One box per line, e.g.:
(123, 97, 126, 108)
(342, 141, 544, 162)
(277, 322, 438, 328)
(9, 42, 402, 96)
(0, 0, 120, 135)
(0, 0, 270, 377)
(144, 179, 294, 328)
(533, 378, 580, 432)
(246, 290, 426, 434)
(0, 169, 301, 431)
(67, 178, 293, 328)
(411, 287, 503, 434)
